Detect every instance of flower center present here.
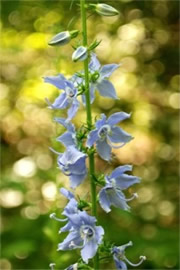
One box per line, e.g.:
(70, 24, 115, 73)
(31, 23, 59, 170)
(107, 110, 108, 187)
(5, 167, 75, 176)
(98, 124, 111, 139)
(80, 225, 94, 240)
(66, 87, 75, 98)
(91, 71, 100, 82)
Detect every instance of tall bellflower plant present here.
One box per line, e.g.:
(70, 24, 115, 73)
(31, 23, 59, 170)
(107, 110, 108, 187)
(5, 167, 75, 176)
(46, 1, 146, 269)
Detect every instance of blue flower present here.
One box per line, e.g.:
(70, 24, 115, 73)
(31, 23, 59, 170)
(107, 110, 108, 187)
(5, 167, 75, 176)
(58, 210, 104, 263)
(99, 165, 140, 213)
(50, 188, 79, 233)
(54, 117, 77, 148)
(87, 112, 133, 161)
(44, 75, 80, 122)
(57, 146, 87, 188)
(112, 241, 146, 269)
(84, 53, 120, 103)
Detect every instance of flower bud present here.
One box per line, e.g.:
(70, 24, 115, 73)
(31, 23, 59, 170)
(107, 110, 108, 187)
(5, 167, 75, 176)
(48, 30, 79, 46)
(72, 46, 88, 62)
(91, 3, 119, 17)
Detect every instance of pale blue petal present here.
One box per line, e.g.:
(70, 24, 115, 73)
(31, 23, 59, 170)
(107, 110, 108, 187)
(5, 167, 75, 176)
(60, 222, 72, 232)
(61, 146, 86, 165)
(54, 117, 75, 133)
(57, 132, 75, 147)
(79, 211, 97, 225)
(89, 53, 101, 71)
(67, 100, 80, 121)
(95, 114, 107, 129)
(58, 231, 81, 250)
(81, 239, 97, 263)
(107, 189, 130, 211)
(99, 188, 111, 213)
(96, 139, 111, 161)
(87, 129, 99, 147)
(52, 92, 69, 109)
(108, 126, 133, 144)
(69, 156, 87, 175)
(110, 165, 133, 179)
(60, 188, 74, 200)
(115, 174, 141, 190)
(113, 255, 127, 270)
(69, 173, 87, 188)
(100, 64, 120, 78)
(95, 226, 104, 244)
(44, 74, 66, 89)
(107, 112, 131, 126)
(97, 79, 118, 99)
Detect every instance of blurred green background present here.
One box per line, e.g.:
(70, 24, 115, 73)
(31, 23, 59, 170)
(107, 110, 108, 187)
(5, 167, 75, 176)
(0, 0, 179, 269)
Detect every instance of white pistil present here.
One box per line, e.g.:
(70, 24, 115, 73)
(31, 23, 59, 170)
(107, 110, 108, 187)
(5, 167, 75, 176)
(49, 213, 67, 222)
(49, 263, 56, 270)
(124, 255, 146, 267)
(69, 241, 84, 249)
(125, 193, 138, 202)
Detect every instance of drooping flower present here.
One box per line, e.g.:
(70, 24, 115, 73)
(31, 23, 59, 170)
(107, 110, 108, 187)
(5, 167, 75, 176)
(87, 112, 133, 161)
(72, 46, 88, 62)
(58, 210, 104, 264)
(44, 75, 80, 122)
(57, 146, 87, 188)
(86, 53, 120, 103)
(99, 165, 140, 213)
(54, 117, 77, 147)
(90, 3, 119, 17)
(48, 30, 79, 46)
(112, 241, 146, 270)
(49, 188, 79, 233)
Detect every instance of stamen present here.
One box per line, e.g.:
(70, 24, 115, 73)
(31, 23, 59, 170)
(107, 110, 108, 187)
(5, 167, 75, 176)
(49, 263, 56, 270)
(124, 255, 146, 267)
(107, 139, 126, 149)
(69, 241, 84, 249)
(125, 193, 138, 202)
(49, 213, 67, 222)
(45, 98, 55, 109)
(49, 147, 61, 155)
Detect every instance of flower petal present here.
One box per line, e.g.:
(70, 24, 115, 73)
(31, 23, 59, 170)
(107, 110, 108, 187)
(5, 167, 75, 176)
(67, 100, 80, 121)
(96, 139, 111, 161)
(58, 231, 81, 250)
(69, 173, 87, 188)
(108, 126, 133, 144)
(107, 189, 130, 211)
(44, 74, 66, 89)
(60, 187, 74, 200)
(60, 146, 86, 165)
(99, 188, 111, 212)
(107, 112, 131, 126)
(110, 165, 133, 179)
(89, 53, 101, 71)
(57, 131, 75, 147)
(95, 114, 107, 129)
(115, 174, 141, 190)
(97, 79, 118, 99)
(100, 64, 120, 78)
(113, 255, 127, 270)
(87, 129, 99, 147)
(52, 92, 69, 109)
(81, 239, 98, 263)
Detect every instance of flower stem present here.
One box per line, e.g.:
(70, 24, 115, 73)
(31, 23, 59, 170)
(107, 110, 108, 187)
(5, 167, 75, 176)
(80, 0, 99, 269)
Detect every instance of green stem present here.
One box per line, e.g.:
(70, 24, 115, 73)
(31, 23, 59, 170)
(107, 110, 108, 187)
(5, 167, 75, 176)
(80, 0, 99, 269)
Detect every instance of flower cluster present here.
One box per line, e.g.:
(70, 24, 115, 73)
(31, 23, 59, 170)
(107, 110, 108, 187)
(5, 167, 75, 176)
(46, 2, 146, 270)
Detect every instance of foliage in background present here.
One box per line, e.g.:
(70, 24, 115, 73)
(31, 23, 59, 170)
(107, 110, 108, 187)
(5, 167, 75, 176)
(0, 0, 179, 269)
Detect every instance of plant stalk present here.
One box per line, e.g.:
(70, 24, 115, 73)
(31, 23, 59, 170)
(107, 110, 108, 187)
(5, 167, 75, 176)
(80, 0, 99, 268)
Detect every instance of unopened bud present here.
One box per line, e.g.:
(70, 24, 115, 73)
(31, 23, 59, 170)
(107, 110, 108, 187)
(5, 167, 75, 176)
(72, 46, 88, 62)
(48, 30, 79, 46)
(91, 3, 119, 17)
